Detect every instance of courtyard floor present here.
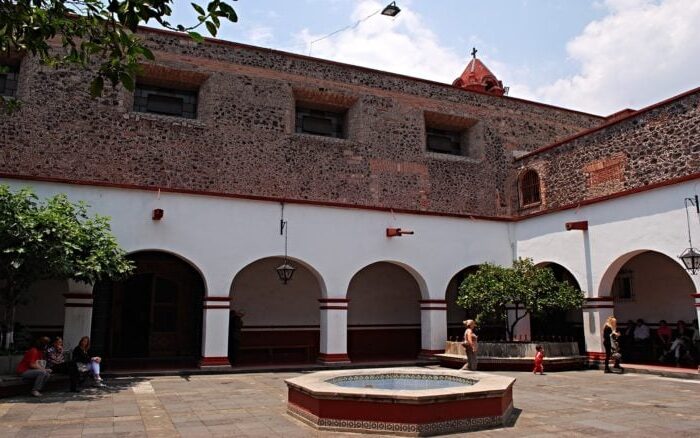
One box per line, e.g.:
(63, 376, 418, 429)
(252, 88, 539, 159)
(1, 368, 699, 437)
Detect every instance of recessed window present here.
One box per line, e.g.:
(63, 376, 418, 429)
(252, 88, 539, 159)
(426, 127, 463, 155)
(133, 84, 197, 119)
(520, 169, 541, 206)
(0, 64, 19, 97)
(612, 269, 634, 302)
(295, 106, 345, 138)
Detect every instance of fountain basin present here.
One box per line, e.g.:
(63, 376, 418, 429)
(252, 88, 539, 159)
(286, 367, 515, 436)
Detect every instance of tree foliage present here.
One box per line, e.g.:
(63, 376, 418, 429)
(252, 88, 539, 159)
(456, 258, 585, 340)
(0, 0, 238, 108)
(0, 185, 133, 348)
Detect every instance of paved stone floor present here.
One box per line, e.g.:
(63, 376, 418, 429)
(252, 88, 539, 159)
(1, 368, 699, 437)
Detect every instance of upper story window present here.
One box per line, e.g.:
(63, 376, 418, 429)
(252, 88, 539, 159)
(423, 111, 480, 158)
(295, 106, 346, 138)
(426, 127, 462, 155)
(519, 169, 541, 206)
(0, 64, 19, 97)
(133, 84, 197, 119)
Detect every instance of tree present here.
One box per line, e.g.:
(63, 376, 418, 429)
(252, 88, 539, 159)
(0, 185, 133, 349)
(0, 0, 238, 108)
(456, 258, 584, 341)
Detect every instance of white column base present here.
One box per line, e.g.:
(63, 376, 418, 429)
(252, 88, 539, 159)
(319, 299, 350, 364)
(419, 300, 447, 358)
(63, 280, 94, 350)
(200, 297, 231, 367)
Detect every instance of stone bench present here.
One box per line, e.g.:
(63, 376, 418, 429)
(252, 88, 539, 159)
(0, 374, 70, 398)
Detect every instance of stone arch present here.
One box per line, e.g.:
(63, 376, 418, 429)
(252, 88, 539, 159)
(91, 249, 206, 366)
(228, 255, 325, 365)
(444, 265, 480, 340)
(346, 261, 425, 360)
(533, 261, 584, 343)
(598, 250, 696, 325)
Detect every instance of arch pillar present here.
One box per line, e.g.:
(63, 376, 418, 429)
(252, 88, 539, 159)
(318, 299, 350, 364)
(582, 297, 615, 363)
(200, 296, 231, 367)
(419, 300, 447, 358)
(63, 280, 94, 350)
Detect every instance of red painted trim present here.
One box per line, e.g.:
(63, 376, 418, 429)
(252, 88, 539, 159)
(515, 85, 700, 161)
(582, 305, 615, 309)
(137, 26, 602, 119)
(64, 303, 93, 308)
(519, 172, 700, 220)
(288, 386, 511, 423)
(318, 298, 350, 303)
(419, 300, 447, 304)
(203, 305, 230, 309)
(586, 297, 614, 302)
(695, 304, 700, 308)
(317, 353, 351, 363)
(348, 323, 419, 328)
(691, 294, 700, 298)
(586, 351, 606, 360)
(0, 173, 515, 223)
(420, 307, 447, 311)
(4, 171, 699, 223)
(319, 306, 348, 310)
(204, 296, 231, 302)
(565, 220, 588, 231)
(199, 356, 230, 367)
(63, 293, 93, 299)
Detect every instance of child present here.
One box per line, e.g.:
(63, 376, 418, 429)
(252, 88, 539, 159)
(533, 345, 544, 375)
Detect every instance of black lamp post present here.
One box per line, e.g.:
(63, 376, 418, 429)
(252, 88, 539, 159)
(381, 1, 401, 17)
(276, 204, 296, 284)
(679, 195, 700, 275)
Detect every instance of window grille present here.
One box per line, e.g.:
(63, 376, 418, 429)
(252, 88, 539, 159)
(520, 170, 541, 206)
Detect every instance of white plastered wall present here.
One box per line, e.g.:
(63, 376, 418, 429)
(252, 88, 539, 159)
(516, 180, 700, 353)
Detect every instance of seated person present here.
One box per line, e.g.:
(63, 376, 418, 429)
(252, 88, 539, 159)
(46, 336, 80, 392)
(633, 319, 651, 360)
(656, 320, 673, 360)
(669, 320, 693, 365)
(16, 336, 51, 397)
(73, 336, 104, 386)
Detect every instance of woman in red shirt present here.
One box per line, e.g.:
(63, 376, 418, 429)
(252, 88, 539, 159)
(16, 336, 52, 397)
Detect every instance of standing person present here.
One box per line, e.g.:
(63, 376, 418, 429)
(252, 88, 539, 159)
(533, 345, 545, 375)
(46, 337, 80, 392)
(16, 336, 51, 397)
(603, 316, 621, 373)
(459, 320, 478, 371)
(73, 336, 104, 386)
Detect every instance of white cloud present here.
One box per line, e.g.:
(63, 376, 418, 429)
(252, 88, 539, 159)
(290, 1, 469, 85)
(513, 0, 700, 114)
(246, 25, 275, 46)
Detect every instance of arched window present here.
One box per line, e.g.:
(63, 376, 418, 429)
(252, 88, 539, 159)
(520, 169, 541, 206)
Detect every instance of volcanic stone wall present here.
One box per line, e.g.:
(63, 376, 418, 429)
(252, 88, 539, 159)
(513, 89, 700, 213)
(0, 28, 603, 217)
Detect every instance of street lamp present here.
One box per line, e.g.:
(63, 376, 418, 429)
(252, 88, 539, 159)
(381, 1, 401, 17)
(276, 204, 296, 284)
(679, 195, 700, 274)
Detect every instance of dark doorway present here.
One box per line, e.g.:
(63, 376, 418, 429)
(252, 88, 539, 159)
(92, 251, 204, 365)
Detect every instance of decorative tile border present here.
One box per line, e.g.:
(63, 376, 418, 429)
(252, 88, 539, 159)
(326, 373, 477, 387)
(288, 402, 512, 436)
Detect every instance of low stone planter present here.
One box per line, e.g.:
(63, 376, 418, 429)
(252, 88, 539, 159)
(437, 341, 585, 371)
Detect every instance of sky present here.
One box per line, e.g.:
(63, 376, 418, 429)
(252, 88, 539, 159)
(160, 0, 700, 116)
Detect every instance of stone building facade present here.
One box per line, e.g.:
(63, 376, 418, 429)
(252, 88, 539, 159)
(1, 27, 699, 368)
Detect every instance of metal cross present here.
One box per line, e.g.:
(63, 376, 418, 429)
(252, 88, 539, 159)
(471, 47, 478, 59)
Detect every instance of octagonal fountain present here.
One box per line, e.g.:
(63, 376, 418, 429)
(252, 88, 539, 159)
(286, 367, 515, 436)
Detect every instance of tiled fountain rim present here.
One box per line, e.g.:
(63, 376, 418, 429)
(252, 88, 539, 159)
(285, 367, 515, 403)
(327, 373, 477, 386)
